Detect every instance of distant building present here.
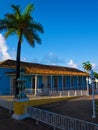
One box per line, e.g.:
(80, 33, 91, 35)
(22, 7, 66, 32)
(0, 59, 89, 96)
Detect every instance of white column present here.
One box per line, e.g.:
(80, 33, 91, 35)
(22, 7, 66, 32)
(96, 79, 97, 88)
(68, 90, 70, 97)
(75, 90, 77, 96)
(35, 75, 37, 96)
(90, 70, 96, 118)
(92, 80, 96, 118)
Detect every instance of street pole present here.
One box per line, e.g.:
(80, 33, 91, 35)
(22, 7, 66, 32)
(90, 70, 96, 118)
(91, 79, 96, 118)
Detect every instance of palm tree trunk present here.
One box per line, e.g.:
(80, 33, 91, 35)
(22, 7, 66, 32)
(15, 30, 22, 97)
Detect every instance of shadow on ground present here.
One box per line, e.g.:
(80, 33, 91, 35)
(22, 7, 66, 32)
(38, 96, 98, 124)
(0, 96, 98, 130)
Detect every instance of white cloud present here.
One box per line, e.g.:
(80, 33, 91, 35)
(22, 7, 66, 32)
(91, 63, 98, 72)
(91, 63, 96, 69)
(32, 53, 79, 69)
(0, 34, 11, 61)
(32, 52, 65, 66)
(8, 48, 16, 60)
(67, 59, 78, 68)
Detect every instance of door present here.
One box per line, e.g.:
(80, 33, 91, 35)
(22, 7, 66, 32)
(43, 76, 48, 88)
(32, 78, 35, 89)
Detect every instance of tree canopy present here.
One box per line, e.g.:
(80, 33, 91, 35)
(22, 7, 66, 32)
(82, 61, 92, 71)
(0, 4, 44, 45)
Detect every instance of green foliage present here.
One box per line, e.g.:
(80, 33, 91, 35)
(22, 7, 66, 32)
(0, 4, 44, 46)
(94, 72, 98, 79)
(82, 61, 92, 71)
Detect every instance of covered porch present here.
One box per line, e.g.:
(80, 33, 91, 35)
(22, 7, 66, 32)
(10, 74, 88, 96)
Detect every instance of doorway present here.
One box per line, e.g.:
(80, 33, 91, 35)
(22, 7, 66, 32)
(32, 77, 35, 89)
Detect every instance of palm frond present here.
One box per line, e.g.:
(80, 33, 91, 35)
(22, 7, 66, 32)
(0, 19, 18, 31)
(4, 28, 16, 38)
(11, 5, 21, 16)
(23, 4, 34, 15)
(0, 19, 12, 30)
(23, 29, 35, 47)
(30, 22, 44, 33)
(32, 31, 41, 43)
(0, 20, 7, 30)
(23, 28, 41, 46)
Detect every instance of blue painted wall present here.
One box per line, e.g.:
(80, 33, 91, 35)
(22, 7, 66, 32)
(66, 76, 71, 89)
(74, 76, 77, 89)
(25, 75, 32, 89)
(38, 76, 43, 88)
(0, 66, 87, 95)
(58, 76, 62, 90)
(0, 67, 15, 95)
(82, 76, 87, 89)
(25, 75, 87, 90)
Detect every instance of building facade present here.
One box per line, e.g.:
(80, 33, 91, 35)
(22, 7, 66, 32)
(0, 59, 89, 96)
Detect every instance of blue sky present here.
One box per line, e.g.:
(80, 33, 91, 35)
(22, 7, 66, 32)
(0, 0, 98, 71)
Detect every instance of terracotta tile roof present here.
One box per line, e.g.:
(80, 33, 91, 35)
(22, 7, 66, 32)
(0, 59, 89, 76)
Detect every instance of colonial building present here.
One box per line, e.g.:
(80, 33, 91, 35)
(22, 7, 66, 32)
(0, 59, 89, 96)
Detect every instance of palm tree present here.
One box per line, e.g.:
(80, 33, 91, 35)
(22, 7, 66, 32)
(82, 61, 92, 72)
(0, 4, 44, 97)
(82, 61, 92, 95)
